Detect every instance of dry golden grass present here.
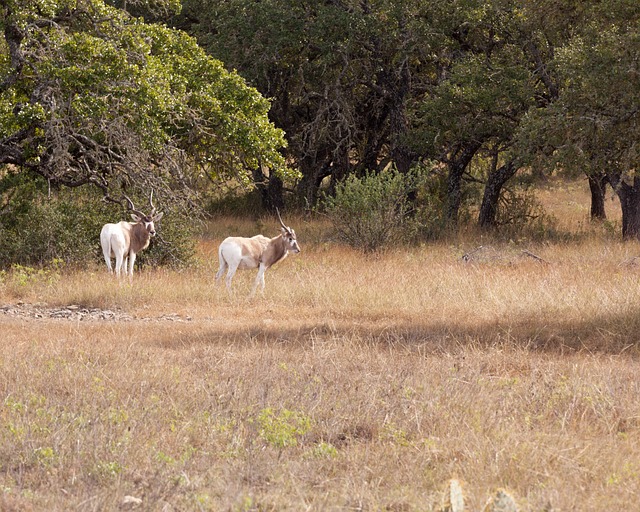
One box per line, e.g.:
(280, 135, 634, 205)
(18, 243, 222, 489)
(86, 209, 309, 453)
(536, 175, 622, 233)
(2, 180, 640, 511)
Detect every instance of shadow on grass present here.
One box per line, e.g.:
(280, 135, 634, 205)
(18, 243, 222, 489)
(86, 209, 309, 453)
(155, 308, 640, 356)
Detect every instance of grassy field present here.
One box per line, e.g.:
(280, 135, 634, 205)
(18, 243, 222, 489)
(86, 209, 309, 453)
(2, 178, 640, 511)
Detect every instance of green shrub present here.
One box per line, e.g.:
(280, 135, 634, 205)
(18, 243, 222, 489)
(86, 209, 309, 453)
(138, 211, 199, 269)
(411, 164, 454, 241)
(256, 408, 312, 449)
(322, 166, 427, 252)
(0, 175, 110, 267)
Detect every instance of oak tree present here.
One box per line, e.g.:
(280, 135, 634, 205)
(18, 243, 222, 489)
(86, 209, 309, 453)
(0, 0, 292, 208)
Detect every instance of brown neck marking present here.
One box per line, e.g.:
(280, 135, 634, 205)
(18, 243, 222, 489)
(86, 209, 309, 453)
(261, 235, 288, 268)
(130, 222, 151, 253)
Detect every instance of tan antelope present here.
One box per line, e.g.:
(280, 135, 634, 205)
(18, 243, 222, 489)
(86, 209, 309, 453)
(100, 193, 163, 279)
(215, 209, 300, 296)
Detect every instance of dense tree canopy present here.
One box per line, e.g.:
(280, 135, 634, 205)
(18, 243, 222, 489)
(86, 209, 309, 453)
(176, 0, 553, 222)
(0, 0, 292, 208)
(177, 0, 428, 206)
(177, 0, 639, 237)
(516, 0, 640, 237)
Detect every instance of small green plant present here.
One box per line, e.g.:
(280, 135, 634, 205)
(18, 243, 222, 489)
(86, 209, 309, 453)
(256, 408, 312, 449)
(94, 461, 124, 479)
(311, 441, 338, 459)
(155, 450, 177, 465)
(234, 495, 255, 512)
(380, 423, 411, 446)
(9, 264, 59, 288)
(34, 447, 57, 468)
(193, 493, 212, 509)
(107, 408, 129, 426)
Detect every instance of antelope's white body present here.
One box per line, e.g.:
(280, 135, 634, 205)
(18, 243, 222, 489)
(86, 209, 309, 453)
(215, 213, 300, 296)
(100, 195, 163, 279)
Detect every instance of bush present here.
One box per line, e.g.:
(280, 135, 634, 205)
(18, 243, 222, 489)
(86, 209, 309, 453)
(0, 174, 109, 267)
(322, 166, 426, 252)
(0, 172, 197, 269)
(488, 182, 559, 242)
(138, 211, 199, 269)
(411, 164, 454, 241)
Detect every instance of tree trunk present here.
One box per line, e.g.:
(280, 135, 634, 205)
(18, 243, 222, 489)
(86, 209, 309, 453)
(609, 173, 640, 240)
(446, 163, 465, 225)
(587, 172, 608, 221)
(445, 143, 481, 225)
(388, 59, 416, 175)
(264, 173, 284, 213)
(251, 166, 283, 213)
(297, 157, 332, 209)
(478, 160, 517, 228)
(328, 146, 351, 196)
(618, 184, 640, 240)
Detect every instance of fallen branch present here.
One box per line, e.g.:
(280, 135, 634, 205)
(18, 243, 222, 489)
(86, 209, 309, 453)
(521, 249, 550, 265)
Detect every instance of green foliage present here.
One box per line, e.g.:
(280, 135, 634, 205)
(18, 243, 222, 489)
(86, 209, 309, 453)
(411, 165, 455, 241)
(0, 175, 109, 268)
(178, 0, 448, 205)
(6, 264, 60, 288)
(256, 408, 312, 449)
(0, 0, 294, 203)
(412, 46, 535, 154)
(322, 166, 426, 252)
(94, 461, 124, 480)
(139, 210, 198, 269)
(205, 188, 263, 217)
(310, 441, 338, 459)
(515, 3, 640, 178)
(2, 0, 637, 240)
(34, 446, 58, 468)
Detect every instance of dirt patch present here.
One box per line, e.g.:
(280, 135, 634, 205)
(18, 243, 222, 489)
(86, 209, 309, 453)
(0, 302, 192, 322)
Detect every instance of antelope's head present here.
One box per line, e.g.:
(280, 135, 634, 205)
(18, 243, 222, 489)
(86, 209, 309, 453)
(125, 192, 164, 237)
(276, 208, 300, 254)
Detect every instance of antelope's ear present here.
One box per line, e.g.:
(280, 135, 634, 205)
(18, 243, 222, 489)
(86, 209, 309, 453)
(131, 213, 141, 222)
(153, 212, 164, 222)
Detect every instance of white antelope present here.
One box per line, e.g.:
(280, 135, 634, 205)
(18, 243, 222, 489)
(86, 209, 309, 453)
(100, 193, 164, 279)
(215, 210, 301, 295)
